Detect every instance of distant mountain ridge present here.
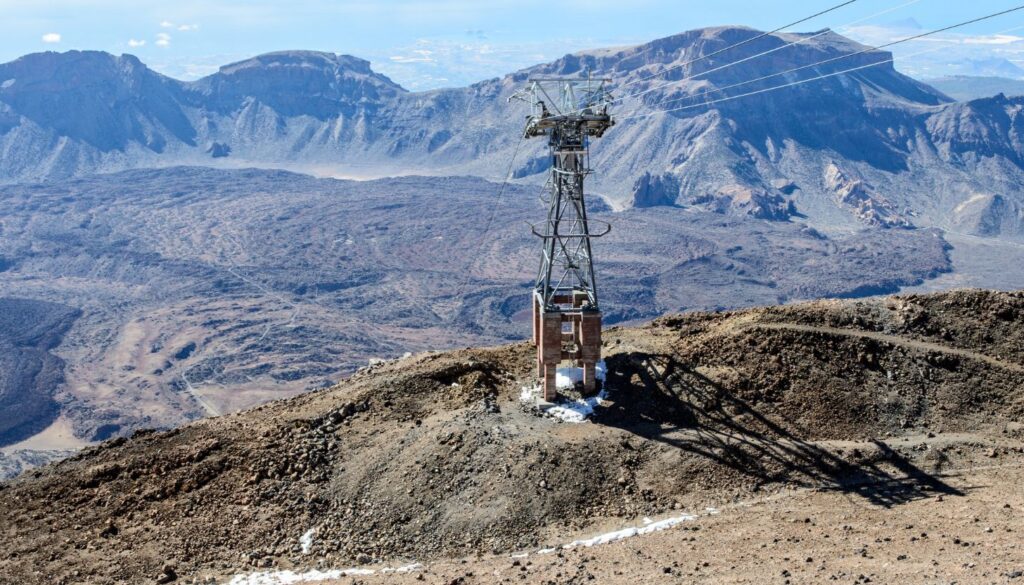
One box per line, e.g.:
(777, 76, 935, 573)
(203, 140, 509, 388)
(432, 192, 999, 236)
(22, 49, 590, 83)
(924, 75, 1024, 102)
(3, 28, 1024, 240)
(191, 51, 405, 119)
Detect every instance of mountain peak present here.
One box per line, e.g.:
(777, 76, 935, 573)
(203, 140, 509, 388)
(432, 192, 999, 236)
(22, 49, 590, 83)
(216, 51, 377, 77)
(520, 25, 937, 110)
(193, 50, 405, 118)
(0, 49, 192, 153)
(0, 50, 150, 85)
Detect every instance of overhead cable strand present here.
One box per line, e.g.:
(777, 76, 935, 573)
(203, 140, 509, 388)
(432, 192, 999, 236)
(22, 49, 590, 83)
(622, 58, 894, 118)
(546, 0, 874, 119)
(617, 23, 1024, 121)
(616, 0, 861, 92)
(613, 0, 923, 107)
(618, 5, 1024, 120)
(448, 126, 529, 319)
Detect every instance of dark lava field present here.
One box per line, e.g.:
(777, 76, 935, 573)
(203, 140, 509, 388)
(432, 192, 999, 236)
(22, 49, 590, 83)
(0, 166, 952, 463)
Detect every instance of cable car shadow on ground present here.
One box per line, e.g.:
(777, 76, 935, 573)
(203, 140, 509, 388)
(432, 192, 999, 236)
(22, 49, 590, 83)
(594, 351, 964, 508)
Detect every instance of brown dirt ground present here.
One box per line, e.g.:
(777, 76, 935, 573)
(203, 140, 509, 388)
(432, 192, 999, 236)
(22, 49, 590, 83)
(322, 459, 1024, 585)
(1, 289, 1022, 585)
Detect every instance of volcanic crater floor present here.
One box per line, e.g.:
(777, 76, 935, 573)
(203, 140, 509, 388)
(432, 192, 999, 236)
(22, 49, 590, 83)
(1, 289, 1023, 584)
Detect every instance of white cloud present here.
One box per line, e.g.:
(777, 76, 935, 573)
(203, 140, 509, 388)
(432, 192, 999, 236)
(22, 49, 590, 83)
(962, 34, 1024, 46)
(160, 20, 198, 32)
(146, 53, 248, 81)
(128, 39, 146, 48)
(390, 55, 433, 63)
(41, 32, 61, 43)
(389, 48, 435, 63)
(838, 22, 1024, 80)
(156, 32, 171, 47)
(372, 36, 609, 90)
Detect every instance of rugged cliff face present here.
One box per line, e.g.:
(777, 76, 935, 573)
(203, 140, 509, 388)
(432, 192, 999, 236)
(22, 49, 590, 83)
(3, 28, 1024, 239)
(189, 51, 405, 119)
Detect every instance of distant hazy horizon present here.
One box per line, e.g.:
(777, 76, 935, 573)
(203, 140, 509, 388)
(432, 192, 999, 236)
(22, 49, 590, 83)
(1, 0, 1023, 89)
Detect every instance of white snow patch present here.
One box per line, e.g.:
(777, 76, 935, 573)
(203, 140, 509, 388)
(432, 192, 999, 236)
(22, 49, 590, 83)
(381, 563, 424, 574)
(543, 388, 608, 423)
(299, 529, 314, 554)
(229, 563, 422, 585)
(555, 360, 607, 389)
(561, 513, 695, 549)
(520, 360, 608, 423)
(239, 513, 698, 583)
(510, 512, 697, 559)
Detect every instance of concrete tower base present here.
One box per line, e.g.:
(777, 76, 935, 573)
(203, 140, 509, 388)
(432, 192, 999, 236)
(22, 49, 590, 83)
(532, 292, 602, 401)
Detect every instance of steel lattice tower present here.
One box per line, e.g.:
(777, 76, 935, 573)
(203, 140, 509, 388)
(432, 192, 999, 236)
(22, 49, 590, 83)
(511, 77, 614, 400)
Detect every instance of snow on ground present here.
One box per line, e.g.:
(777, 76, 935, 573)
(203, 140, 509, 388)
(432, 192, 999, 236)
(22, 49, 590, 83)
(520, 360, 608, 423)
(229, 508, 700, 583)
(227, 564, 422, 585)
(299, 529, 314, 554)
(560, 514, 696, 549)
(555, 360, 606, 389)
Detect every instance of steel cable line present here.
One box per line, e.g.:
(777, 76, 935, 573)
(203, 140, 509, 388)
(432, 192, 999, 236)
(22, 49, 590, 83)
(615, 0, 861, 92)
(544, 0, 911, 120)
(617, 4, 1024, 119)
(609, 0, 924, 109)
(446, 125, 529, 321)
(615, 22, 1024, 121)
(524, 1, 864, 124)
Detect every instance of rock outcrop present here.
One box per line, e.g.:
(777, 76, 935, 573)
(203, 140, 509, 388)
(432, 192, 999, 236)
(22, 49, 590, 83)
(824, 163, 912, 228)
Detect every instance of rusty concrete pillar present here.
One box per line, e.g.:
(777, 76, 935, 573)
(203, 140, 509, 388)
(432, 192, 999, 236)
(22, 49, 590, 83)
(579, 311, 602, 393)
(582, 362, 596, 392)
(542, 363, 557, 401)
(540, 311, 562, 401)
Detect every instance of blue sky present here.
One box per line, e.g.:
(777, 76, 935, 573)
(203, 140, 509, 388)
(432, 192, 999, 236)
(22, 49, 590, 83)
(3, 0, 1024, 88)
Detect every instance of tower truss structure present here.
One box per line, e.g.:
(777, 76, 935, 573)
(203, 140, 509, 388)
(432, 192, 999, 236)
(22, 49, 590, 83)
(510, 77, 614, 400)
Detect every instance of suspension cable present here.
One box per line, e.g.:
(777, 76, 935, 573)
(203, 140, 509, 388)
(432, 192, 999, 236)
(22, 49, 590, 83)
(617, 4, 1024, 118)
(616, 0, 862, 92)
(616, 21, 1024, 121)
(447, 125, 529, 318)
(611, 0, 924, 108)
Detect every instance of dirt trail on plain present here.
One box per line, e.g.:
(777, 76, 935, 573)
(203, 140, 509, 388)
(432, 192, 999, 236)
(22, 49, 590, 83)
(749, 322, 1024, 373)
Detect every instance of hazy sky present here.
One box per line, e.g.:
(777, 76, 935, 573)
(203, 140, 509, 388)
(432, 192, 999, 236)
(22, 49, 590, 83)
(2, 0, 1024, 89)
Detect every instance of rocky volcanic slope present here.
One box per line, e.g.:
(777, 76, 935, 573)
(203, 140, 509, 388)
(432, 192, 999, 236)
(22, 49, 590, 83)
(0, 166, 949, 458)
(4, 28, 1024, 240)
(1, 289, 1022, 584)
(0, 298, 79, 445)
